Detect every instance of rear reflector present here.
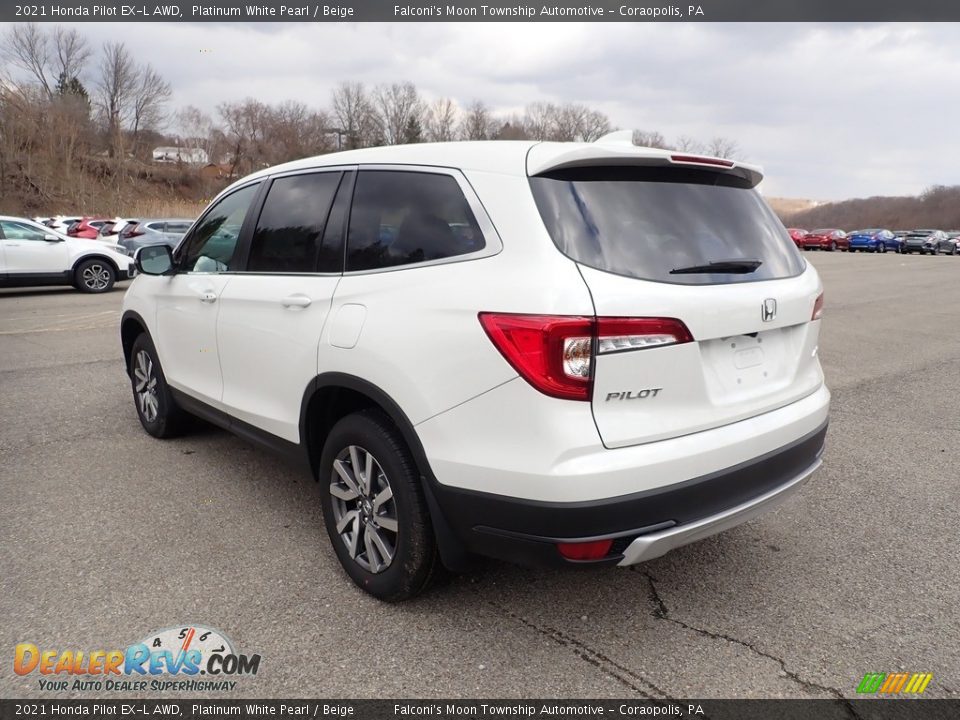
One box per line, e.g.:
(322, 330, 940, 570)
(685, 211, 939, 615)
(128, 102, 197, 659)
(812, 292, 824, 320)
(479, 313, 693, 401)
(670, 154, 735, 168)
(557, 539, 614, 561)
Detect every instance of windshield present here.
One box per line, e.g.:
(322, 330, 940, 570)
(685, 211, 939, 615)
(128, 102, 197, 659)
(529, 166, 805, 286)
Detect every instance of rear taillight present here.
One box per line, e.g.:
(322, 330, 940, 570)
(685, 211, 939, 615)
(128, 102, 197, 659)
(478, 313, 693, 401)
(812, 293, 825, 321)
(126, 224, 144, 237)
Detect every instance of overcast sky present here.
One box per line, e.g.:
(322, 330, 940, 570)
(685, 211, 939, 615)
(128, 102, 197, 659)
(38, 22, 960, 199)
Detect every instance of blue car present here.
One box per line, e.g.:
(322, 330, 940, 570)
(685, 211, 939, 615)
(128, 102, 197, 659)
(847, 228, 900, 253)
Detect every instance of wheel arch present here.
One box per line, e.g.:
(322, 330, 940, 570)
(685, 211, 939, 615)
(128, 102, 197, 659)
(120, 310, 150, 374)
(300, 372, 469, 570)
(72, 253, 122, 278)
(300, 373, 431, 479)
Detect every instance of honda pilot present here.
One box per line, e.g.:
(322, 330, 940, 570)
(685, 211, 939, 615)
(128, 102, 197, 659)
(120, 135, 830, 600)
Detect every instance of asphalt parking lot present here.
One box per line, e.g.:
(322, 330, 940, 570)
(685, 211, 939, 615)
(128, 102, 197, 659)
(1, 251, 958, 702)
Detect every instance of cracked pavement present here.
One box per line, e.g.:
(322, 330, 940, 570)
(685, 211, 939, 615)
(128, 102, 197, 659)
(2, 251, 958, 699)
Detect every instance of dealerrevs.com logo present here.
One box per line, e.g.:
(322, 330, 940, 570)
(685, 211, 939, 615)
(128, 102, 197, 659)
(14, 625, 261, 692)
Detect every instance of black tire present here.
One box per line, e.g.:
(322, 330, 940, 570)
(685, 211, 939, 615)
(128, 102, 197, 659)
(74, 258, 116, 293)
(829, 241, 837, 251)
(319, 410, 438, 601)
(129, 333, 188, 438)
(877, 243, 886, 254)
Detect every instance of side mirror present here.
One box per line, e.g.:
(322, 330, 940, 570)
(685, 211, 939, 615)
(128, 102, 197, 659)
(43, 234, 62, 242)
(135, 244, 174, 275)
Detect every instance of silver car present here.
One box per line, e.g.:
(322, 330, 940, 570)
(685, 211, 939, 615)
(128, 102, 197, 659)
(117, 219, 195, 256)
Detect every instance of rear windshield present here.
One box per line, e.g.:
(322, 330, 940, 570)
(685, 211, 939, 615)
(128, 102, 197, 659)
(529, 167, 805, 285)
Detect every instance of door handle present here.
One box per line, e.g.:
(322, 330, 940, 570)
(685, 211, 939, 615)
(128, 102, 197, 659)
(198, 291, 218, 303)
(281, 294, 312, 308)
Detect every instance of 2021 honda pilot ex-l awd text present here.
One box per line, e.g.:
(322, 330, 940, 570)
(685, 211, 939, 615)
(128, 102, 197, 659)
(121, 135, 830, 601)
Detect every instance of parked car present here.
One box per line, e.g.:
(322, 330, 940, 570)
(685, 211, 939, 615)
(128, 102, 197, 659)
(847, 228, 900, 253)
(0, 216, 135, 292)
(930, 231, 960, 255)
(787, 228, 808, 248)
(801, 228, 848, 251)
(120, 140, 829, 600)
(44, 216, 82, 233)
(67, 217, 110, 239)
(99, 218, 139, 239)
(901, 229, 945, 255)
(117, 219, 194, 256)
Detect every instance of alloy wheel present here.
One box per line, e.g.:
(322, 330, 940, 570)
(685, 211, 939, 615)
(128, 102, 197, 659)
(330, 445, 399, 574)
(82, 263, 112, 291)
(133, 350, 159, 422)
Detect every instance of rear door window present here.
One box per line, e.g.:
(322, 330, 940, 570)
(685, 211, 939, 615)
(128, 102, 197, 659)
(529, 166, 805, 285)
(346, 170, 485, 272)
(247, 171, 343, 273)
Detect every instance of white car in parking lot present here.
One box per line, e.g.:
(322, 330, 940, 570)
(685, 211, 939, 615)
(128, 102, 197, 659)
(120, 136, 830, 600)
(0, 216, 135, 293)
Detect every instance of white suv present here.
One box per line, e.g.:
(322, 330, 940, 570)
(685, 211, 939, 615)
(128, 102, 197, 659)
(121, 138, 830, 601)
(0, 216, 135, 293)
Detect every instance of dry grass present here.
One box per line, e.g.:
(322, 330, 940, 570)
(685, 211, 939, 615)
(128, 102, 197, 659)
(118, 197, 209, 219)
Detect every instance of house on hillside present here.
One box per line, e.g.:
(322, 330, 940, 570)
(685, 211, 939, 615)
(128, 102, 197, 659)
(198, 163, 237, 180)
(152, 146, 209, 165)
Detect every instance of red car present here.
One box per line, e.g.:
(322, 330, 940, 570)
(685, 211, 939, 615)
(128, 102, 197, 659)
(801, 228, 848, 251)
(787, 228, 808, 248)
(67, 217, 109, 239)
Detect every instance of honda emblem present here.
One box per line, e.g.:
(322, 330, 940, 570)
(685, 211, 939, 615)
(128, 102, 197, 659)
(762, 298, 777, 322)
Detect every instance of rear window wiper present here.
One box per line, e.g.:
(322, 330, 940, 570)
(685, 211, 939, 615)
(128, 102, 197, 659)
(669, 259, 763, 275)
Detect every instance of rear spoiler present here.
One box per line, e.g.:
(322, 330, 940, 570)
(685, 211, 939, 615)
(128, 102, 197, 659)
(527, 131, 764, 187)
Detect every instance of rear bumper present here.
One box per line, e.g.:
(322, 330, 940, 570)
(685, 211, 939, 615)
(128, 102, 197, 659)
(427, 421, 827, 568)
(618, 452, 819, 565)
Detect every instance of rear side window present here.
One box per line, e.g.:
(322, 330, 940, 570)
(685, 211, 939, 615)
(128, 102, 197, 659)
(248, 172, 343, 273)
(346, 170, 485, 272)
(529, 166, 805, 285)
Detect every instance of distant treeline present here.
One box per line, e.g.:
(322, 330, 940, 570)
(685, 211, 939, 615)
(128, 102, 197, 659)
(0, 23, 742, 215)
(784, 185, 960, 231)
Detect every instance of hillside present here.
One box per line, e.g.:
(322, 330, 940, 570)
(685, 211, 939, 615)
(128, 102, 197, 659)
(782, 186, 960, 231)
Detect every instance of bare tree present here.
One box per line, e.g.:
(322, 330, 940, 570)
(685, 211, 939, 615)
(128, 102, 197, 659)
(632, 130, 669, 149)
(331, 81, 378, 149)
(705, 136, 740, 159)
(494, 115, 530, 140)
(268, 100, 333, 163)
(130, 64, 172, 156)
(177, 105, 215, 157)
(372, 82, 423, 145)
(424, 97, 459, 142)
(2, 24, 92, 100)
(523, 102, 555, 140)
(673, 135, 705, 153)
(95, 42, 138, 158)
(2, 24, 53, 97)
(53, 27, 91, 86)
(218, 98, 272, 175)
(580, 109, 612, 141)
(460, 100, 494, 140)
